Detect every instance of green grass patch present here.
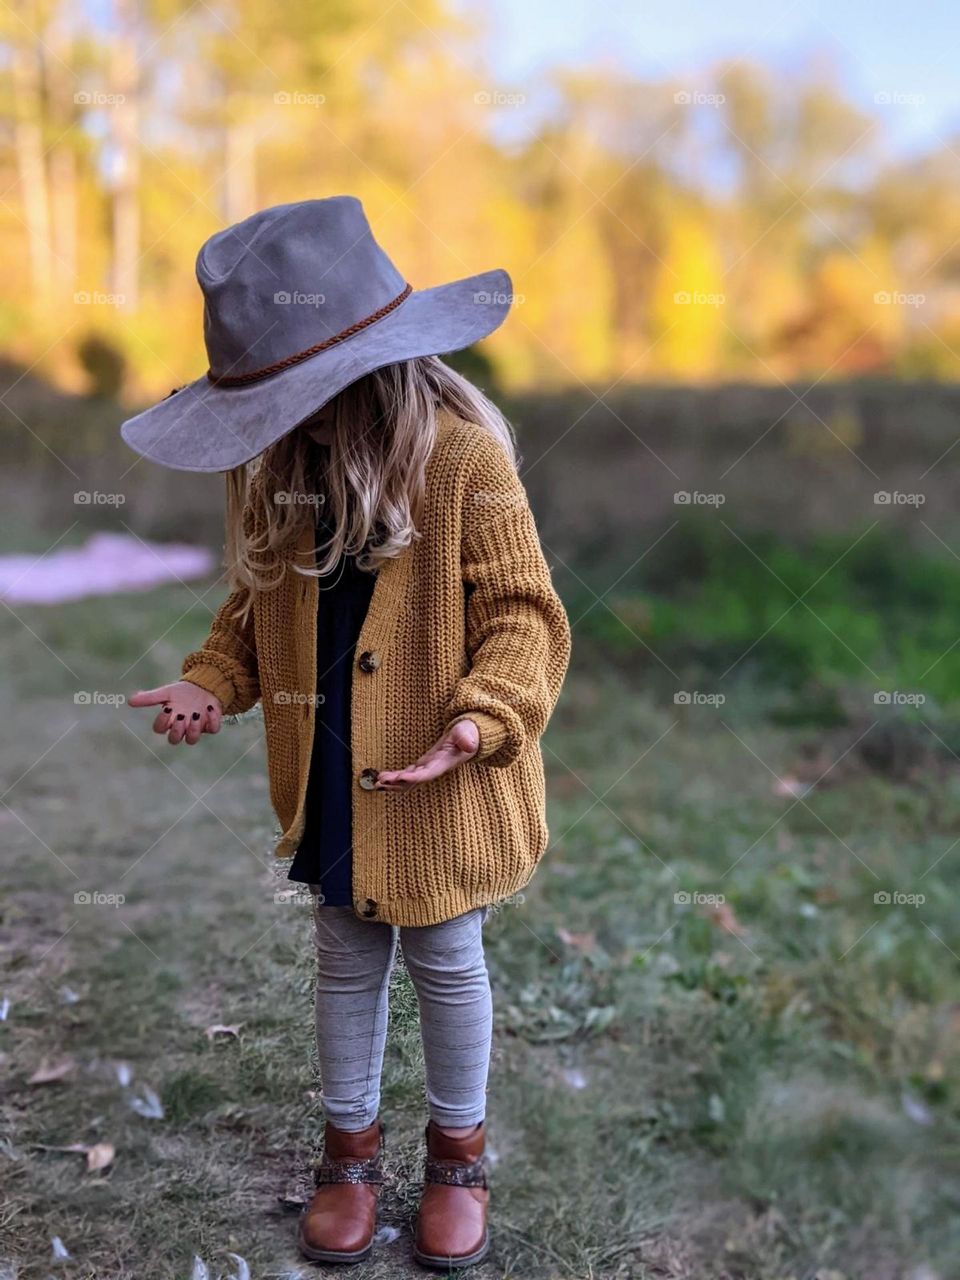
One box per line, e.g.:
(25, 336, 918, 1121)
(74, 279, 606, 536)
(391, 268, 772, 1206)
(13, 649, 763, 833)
(577, 519, 960, 710)
(1, 570, 958, 1277)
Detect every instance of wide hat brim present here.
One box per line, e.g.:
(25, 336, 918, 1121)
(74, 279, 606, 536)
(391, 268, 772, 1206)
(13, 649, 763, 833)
(120, 268, 512, 473)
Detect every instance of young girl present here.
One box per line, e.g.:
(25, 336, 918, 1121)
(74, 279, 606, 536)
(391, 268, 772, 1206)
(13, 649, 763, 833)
(124, 197, 571, 1269)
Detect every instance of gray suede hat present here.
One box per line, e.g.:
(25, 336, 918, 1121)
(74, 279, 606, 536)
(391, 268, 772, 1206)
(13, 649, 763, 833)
(120, 196, 513, 473)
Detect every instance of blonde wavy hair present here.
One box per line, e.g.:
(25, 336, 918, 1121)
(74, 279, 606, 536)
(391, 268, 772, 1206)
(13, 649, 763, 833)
(224, 355, 516, 618)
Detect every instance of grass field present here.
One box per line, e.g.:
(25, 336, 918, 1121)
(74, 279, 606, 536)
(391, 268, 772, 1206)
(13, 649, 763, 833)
(1, 554, 958, 1279)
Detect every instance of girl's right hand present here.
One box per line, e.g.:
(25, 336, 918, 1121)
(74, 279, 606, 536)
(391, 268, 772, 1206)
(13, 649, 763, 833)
(128, 681, 223, 746)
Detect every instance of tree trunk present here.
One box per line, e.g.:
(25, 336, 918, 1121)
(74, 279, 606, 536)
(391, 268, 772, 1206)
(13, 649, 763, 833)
(224, 100, 257, 224)
(110, 0, 140, 311)
(11, 32, 53, 302)
(47, 10, 78, 296)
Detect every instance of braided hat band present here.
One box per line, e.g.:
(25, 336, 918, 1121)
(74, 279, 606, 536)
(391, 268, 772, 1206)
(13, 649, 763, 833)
(207, 283, 413, 388)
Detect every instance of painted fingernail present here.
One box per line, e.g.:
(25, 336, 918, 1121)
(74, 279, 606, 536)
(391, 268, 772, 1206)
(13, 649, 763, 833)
(191, 712, 200, 720)
(207, 705, 214, 712)
(163, 706, 172, 713)
(176, 714, 185, 721)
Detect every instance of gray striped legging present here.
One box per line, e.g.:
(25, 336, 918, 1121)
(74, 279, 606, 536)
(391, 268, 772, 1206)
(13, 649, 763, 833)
(311, 898, 492, 1131)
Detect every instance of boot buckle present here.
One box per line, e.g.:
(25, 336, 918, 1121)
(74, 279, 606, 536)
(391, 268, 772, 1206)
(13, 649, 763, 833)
(423, 1155, 488, 1190)
(314, 1156, 385, 1187)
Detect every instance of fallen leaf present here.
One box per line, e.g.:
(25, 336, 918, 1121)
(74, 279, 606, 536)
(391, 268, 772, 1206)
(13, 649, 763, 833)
(708, 903, 746, 937)
(51, 1237, 70, 1260)
(773, 774, 811, 798)
(204, 1023, 243, 1041)
(33, 1140, 116, 1173)
(901, 1091, 933, 1127)
(28, 1057, 76, 1085)
(560, 1067, 588, 1089)
(373, 1225, 401, 1245)
(128, 1086, 164, 1119)
(86, 1142, 115, 1172)
(556, 927, 596, 953)
(224, 1254, 250, 1280)
(277, 1184, 309, 1212)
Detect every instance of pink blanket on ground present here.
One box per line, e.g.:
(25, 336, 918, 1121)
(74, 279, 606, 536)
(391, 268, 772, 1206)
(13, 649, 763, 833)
(0, 533, 216, 604)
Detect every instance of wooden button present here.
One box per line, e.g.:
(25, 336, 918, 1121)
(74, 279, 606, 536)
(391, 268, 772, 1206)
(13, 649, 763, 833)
(361, 898, 378, 918)
(358, 767, 379, 790)
(358, 650, 381, 673)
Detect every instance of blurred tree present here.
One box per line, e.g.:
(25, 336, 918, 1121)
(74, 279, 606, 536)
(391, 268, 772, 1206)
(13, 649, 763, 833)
(541, 68, 684, 376)
(7, 3, 53, 302)
(41, 4, 80, 297)
(77, 331, 127, 398)
(649, 207, 725, 378)
(108, 0, 141, 311)
(444, 344, 499, 396)
(0, 5, 959, 391)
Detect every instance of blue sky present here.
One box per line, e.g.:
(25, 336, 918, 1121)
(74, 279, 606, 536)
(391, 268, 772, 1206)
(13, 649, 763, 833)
(477, 0, 960, 155)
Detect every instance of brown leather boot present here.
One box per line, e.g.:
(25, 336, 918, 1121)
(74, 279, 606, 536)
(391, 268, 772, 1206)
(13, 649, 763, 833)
(298, 1118, 385, 1264)
(413, 1120, 490, 1270)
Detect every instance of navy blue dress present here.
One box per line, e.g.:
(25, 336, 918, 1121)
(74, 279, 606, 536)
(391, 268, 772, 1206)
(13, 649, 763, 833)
(286, 510, 378, 905)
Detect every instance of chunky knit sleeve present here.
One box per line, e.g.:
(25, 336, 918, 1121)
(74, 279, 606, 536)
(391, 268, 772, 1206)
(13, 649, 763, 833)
(180, 475, 262, 716)
(180, 586, 260, 715)
(443, 433, 571, 767)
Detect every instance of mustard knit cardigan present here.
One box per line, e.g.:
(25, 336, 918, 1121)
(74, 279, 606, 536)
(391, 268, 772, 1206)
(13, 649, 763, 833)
(181, 410, 572, 926)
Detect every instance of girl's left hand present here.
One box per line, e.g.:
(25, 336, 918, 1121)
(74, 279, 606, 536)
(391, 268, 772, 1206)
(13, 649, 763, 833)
(377, 718, 480, 790)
